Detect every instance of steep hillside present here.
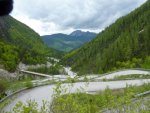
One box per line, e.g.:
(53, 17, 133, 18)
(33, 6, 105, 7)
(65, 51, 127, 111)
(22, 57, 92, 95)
(42, 30, 96, 52)
(0, 16, 58, 72)
(62, 1, 150, 75)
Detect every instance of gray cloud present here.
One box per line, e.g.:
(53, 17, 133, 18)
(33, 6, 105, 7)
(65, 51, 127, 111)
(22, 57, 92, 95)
(11, 0, 147, 35)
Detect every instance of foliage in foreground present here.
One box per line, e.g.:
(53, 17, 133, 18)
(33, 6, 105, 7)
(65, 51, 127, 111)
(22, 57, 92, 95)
(51, 83, 150, 113)
(3, 83, 150, 113)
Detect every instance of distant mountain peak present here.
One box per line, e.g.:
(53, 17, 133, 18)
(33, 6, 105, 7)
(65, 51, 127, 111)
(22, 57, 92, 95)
(62, 0, 150, 74)
(70, 30, 96, 37)
(42, 30, 97, 52)
(70, 30, 83, 37)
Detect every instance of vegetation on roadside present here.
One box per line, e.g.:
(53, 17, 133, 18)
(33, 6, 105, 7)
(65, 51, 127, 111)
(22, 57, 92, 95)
(0, 77, 33, 100)
(28, 64, 66, 75)
(0, 79, 10, 100)
(51, 83, 150, 113)
(111, 74, 150, 81)
(4, 82, 150, 113)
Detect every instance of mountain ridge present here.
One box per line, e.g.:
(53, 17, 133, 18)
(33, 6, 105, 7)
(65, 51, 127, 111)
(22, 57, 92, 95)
(42, 30, 97, 52)
(0, 16, 59, 72)
(62, 1, 150, 75)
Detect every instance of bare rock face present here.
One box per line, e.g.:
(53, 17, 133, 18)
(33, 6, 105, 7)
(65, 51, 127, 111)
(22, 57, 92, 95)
(0, 69, 17, 80)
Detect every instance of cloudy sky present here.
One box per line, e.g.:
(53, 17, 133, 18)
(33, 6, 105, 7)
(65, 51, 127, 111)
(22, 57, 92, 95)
(11, 0, 147, 36)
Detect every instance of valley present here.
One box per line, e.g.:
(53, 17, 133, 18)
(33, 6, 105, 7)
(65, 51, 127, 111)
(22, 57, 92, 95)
(0, 0, 150, 113)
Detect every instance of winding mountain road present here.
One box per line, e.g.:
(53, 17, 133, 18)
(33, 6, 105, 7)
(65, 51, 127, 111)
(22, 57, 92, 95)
(2, 69, 150, 112)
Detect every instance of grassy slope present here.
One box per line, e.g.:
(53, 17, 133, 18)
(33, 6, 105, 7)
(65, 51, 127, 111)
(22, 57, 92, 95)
(0, 16, 60, 71)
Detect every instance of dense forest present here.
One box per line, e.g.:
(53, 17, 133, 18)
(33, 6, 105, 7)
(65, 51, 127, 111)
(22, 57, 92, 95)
(62, 1, 150, 75)
(0, 16, 60, 72)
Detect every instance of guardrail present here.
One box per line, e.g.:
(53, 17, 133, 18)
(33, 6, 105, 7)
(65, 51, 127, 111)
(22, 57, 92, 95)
(20, 68, 150, 80)
(86, 68, 150, 76)
(20, 70, 69, 79)
(20, 70, 51, 77)
(0, 88, 27, 103)
(87, 68, 150, 80)
(134, 90, 150, 97)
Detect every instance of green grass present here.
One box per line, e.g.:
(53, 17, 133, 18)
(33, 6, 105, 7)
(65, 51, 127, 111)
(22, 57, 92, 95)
(114, 74, 150, 80)
(51, 83, 150, 113)
(0, 77, 33, 100)
(109, 74, 150, 81)
(9, 80, 32, 91)
(2, 82, 150, 113)
(28, 64, 66, 75)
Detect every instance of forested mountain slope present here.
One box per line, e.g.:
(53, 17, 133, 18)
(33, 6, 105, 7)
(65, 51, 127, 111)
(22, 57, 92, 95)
(62, 1, 150, 75)
(42, 30, 96, 52)
(0, 16, 58, 72)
